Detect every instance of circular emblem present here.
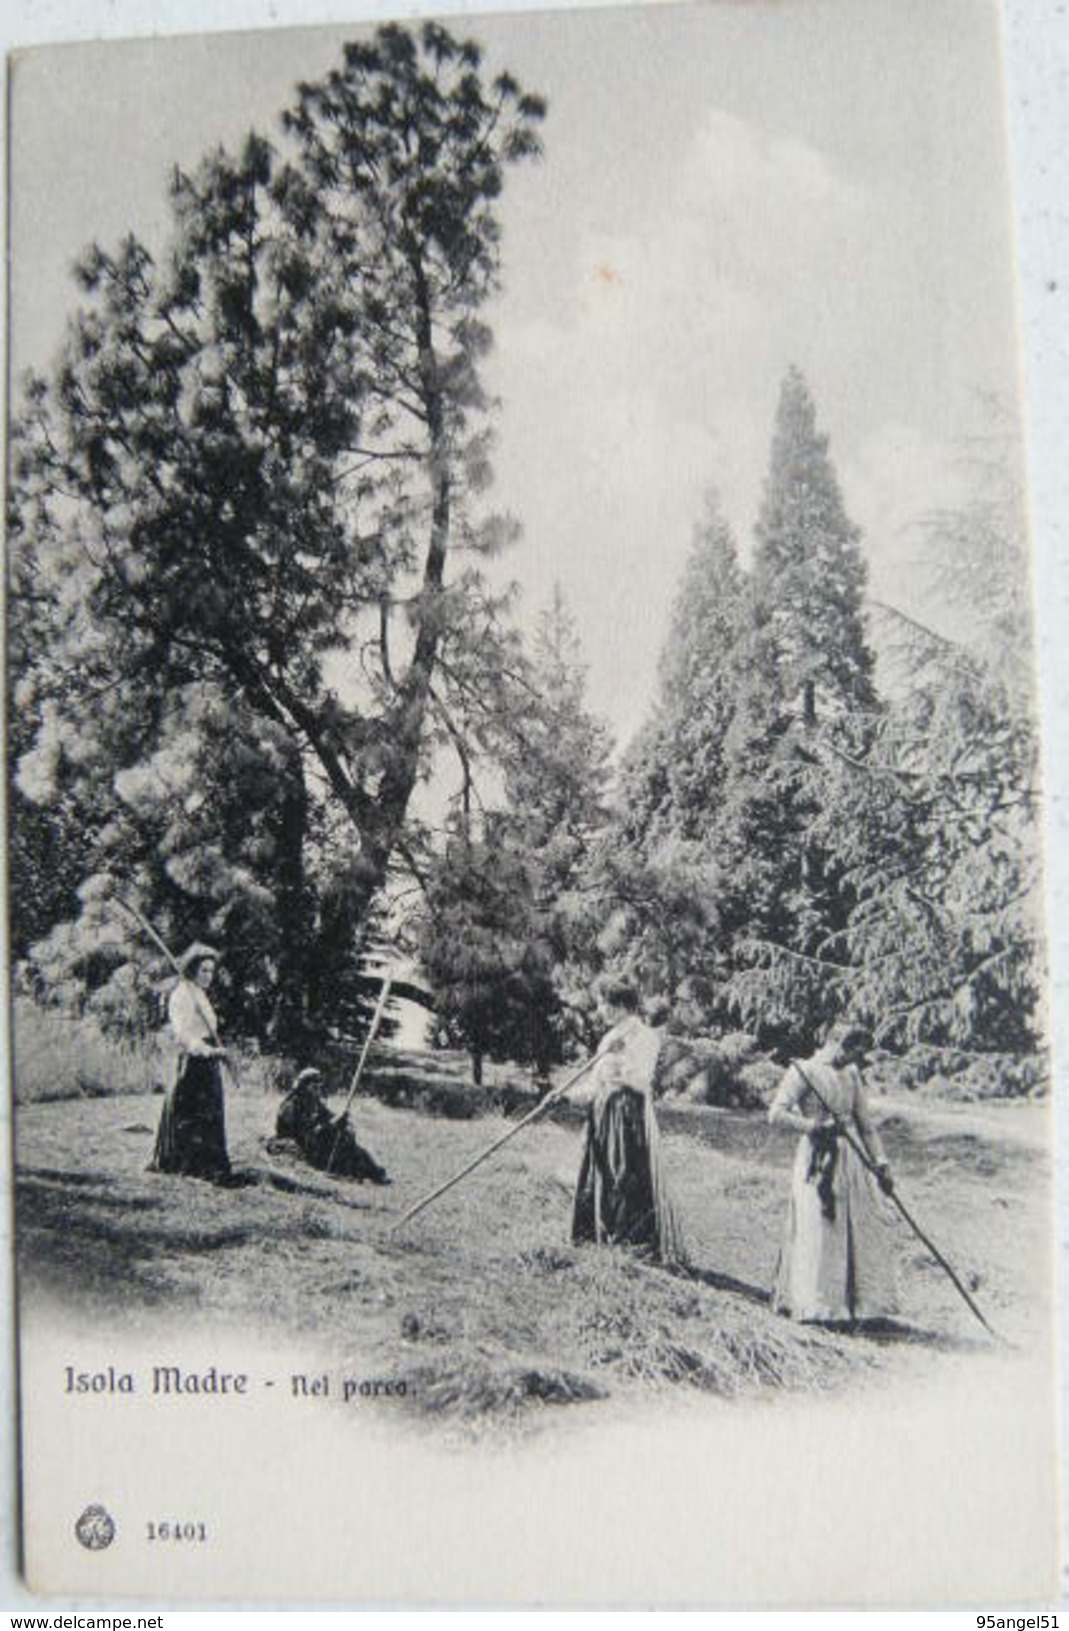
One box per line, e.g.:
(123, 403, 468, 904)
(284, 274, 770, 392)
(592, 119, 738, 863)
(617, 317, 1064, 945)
(75, 1504, 116, 1551)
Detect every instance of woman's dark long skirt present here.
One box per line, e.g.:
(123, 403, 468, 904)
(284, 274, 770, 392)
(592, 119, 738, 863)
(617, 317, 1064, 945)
(572, 1087, 658, 1250)
(150, 1055, 230, 1180)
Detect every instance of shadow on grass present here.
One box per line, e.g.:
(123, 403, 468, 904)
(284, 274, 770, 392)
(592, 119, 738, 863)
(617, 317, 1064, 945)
(18, 1172, 160, 1215)
(18, 1173, 252, 1254)
(681, 1262, 773, 1307)
(247, 1162, 380, 1212)
(16, 1166, 107, 1189)
(16, 1158, 389, 1318)
(17, 1171, 196, 1310)
(849, 1315, 991, 1353)
(675, 1264, 983, 1354)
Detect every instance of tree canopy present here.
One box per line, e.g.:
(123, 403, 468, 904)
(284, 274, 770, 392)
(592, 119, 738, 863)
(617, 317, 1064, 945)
(754, 365, 876, 727)
(421, 587, 613, 1079)
(10, 23, 546, 1040)
(602, 374, 1042, 1083)
(9, 75, 1042, 1097)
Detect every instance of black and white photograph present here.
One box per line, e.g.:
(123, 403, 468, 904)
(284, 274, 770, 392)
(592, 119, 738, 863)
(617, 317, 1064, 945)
(4, 0, 1062, 1606)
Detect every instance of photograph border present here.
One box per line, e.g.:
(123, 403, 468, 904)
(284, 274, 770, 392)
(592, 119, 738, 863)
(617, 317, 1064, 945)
(2, 0, 1066, 1611)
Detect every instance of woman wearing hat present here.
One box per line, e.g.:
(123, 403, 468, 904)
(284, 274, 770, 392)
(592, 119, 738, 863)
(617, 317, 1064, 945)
(150, 942, 232, 1181)
(273, 1067, 389, 1184)
(768, 1024, 897, 1325)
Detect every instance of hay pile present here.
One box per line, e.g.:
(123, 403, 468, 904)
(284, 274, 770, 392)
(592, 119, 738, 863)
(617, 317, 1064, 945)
(380, 1244, 868, 1436)
(559, 1251, 863, 1400)
(20, 1073, 1023, 1445)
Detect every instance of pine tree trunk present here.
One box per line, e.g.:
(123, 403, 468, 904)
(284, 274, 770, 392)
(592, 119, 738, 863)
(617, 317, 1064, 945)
(271, 748, 312, 1049)
(800, 677, 818, 889)
(533, 1044, 553, 1095)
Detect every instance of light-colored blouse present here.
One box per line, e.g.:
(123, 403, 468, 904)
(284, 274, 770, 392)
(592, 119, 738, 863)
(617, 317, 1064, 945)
(168, 979, 218, 1056)
(575, 1016, 662, 1106)
(769, 1058, 888, 1167)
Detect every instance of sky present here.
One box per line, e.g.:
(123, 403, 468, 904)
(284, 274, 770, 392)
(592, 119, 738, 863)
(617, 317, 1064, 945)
(8, 0, 1025, 749)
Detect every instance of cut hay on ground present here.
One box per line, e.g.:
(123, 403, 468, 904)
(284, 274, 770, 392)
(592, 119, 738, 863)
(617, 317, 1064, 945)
(14, 1061, 1049, 1438)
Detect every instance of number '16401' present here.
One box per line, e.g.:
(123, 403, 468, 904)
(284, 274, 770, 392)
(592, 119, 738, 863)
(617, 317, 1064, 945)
(146, 1520, 208, 1542)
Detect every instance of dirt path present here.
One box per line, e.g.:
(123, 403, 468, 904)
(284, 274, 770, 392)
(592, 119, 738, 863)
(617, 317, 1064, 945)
(14, 1083, 1054, 1434)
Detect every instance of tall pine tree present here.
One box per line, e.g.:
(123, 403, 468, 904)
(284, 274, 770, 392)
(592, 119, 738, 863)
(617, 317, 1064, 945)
(9, 25, 546, 1039)
(753, 366, 876, 728)
(711, 369, 879, 1048)
(602, 496, 746, 1013)
(507, 587, 613, 1051)
(656, 495, 749, 841)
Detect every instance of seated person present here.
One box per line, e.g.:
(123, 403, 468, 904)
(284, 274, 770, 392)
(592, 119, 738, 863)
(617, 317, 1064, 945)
(272, 1068, 390, 1185)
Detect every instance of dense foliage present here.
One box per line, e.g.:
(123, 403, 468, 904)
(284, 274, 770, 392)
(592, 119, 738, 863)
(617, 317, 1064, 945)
(421, 589, 612, 1078)
(9, 43, 1041, 1095)
(9, 23, 545, 1044)
(601, 375, 1044, 1085)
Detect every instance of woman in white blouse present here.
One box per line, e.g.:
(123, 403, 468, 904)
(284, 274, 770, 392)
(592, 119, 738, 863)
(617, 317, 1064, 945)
(768, 1024, 897, 1325)
(571, 981, 683, 1265)
(149, 941, 232, 1181)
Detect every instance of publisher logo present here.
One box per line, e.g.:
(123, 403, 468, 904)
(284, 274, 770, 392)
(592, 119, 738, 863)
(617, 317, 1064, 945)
(75, 1504, 116, 1551)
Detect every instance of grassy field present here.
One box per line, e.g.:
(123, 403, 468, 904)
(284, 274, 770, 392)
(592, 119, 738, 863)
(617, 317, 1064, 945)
(14, 1052, 1053, 1439)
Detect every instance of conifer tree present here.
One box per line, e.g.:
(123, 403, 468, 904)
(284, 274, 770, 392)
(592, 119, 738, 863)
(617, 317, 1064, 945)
(601, 497, 746, 1013)
(709, 369, 880, 1047)
(9, 24, 546, 1037)
(753, 366, 876, 728)
(506, 587, 614, 1050)
(505, 586, 612, 856)
(820, 446, 1042, 1073)
(421, 587, 613, 1078)
(773, 423, 1042, 1079)
(420, 820, 553, 1085)
(656, 495, 749, 840)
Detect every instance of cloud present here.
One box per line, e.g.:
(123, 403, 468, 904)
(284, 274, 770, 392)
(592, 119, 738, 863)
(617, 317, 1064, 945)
(487, 108, 874, 738)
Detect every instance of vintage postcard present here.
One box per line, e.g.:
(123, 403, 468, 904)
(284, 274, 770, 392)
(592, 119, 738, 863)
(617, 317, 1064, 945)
(6, 0, 1060, 1606)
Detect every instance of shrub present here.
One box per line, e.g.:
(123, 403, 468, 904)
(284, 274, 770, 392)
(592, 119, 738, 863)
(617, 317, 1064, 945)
(736, 1057, 782, 1105)
(12, 996, 165, 1102)
(915, 1051, 1047, 1102)
(867, 1045, 1048, 1101)
(656, 1029, 775, 1109)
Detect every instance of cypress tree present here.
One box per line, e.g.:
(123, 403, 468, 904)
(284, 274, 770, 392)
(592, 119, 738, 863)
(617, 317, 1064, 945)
(753, 366, 876, 729)
(657, 495, 749, 840)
